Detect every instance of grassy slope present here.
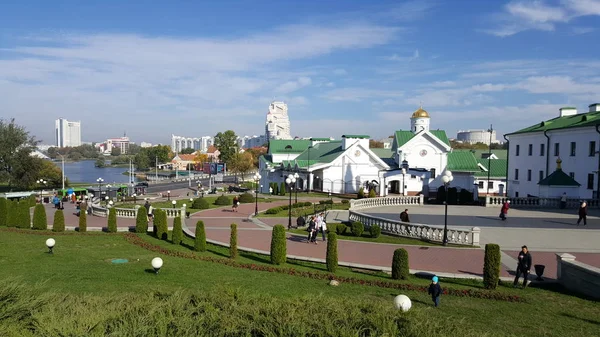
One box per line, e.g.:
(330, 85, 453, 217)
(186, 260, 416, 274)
(0, 229, 598, 336)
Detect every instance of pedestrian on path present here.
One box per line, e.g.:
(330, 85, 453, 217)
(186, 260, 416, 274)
(232, 196, 239, 212)
(428, 276, 442, 307)
(317, 212, 327, 241)
(577, 201, 587, 226)
(560, 193, 567, 209)
(400, 209, 410, 223)
(513, 245, 532, 288)
(306, 216, 316, 243)
(499, 200, 510, 221)
(312, 217, 321, 244)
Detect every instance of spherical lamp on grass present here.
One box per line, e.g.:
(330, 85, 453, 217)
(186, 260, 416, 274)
(394, 294, 412, 312)
(172, 200, 176, 208)
(46, 238, 56, 254)
(151, 257, 163, 274)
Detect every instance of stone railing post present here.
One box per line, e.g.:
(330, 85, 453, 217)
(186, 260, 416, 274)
(556, 253, 576, 279)
(485, 195, 490, 207)
(419, 194, 424, 205)
(471, 227, 480, 246)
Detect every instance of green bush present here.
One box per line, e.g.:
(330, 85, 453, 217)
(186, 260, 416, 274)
(156, 210, 168, 240)
(7, 200, 19, 227)
(265, 207, 282, 214)
(369, 224, 381, 238)
(26, 195, 37, 207)
(192, 198, 209, 209)
(270, 224, 287, 265)
(326, 232, 338, 273)
(194, 220, 207, 252)
(271, 182, 279, 195)
(52, 209, 65, 232)
(368, 189, 376, 198)
(230, 223, 238, 259)
(214, 195, 230, 206)
(336, 223, 346, 235)
(79, 205, 87, 232)
(392, 248, 410, 280)
(17, 201, 31, 229)
(483, 243, 501, 290)
(351, 221, 364, 237)
(135, 208, 148, 233)
(341, 199, 349, 204)
(279, 182, 286, 196)
(238, 192, 254, 203)
(319, 200, 334, 205)
(0, 198, 7, 227)
(357, 187, 365, 199)
(32, 204, 47, 230)
(172, 216, 183, 245)
(107, 207, 117, 233)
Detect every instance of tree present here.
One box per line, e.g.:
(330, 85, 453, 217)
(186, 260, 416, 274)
(180, 147, 195, 154)
(52, 209, 65, 232)
(392, 248, 410, 280)
(95, 157, 106, 168)
(0, 118, 39, 188)
(232, 152, 254, 181)
(270, 225, 287, 265)
(194, 220, 207, 252)
(134, 151, 150, 170)
(135, 208, 148, 233)
(17, 201, 31, 229)
(107, 207, 117, 233)
(214, 130, 238, 165)
(326, 232, 338, 273)
(230, 223, 238, 259)
(0, 197, 7, 227)
(32, 204, 47, 230)
(483, 243, 501, 289)
(46, 147, 58, 159)
(128, 143, 141, 155)
(111, 147, 122, 156)
(172, 217, 183, 245)
(245, 147, 267, 167)
(369, 139, 384, 148)
(37, 160, 65, 188)
(194, 152, 208, 164)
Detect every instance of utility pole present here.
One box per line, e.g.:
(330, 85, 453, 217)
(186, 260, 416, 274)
(155, 156, 158, 182)
(486, 124, 493, 197)
(58, 154, 65, 190)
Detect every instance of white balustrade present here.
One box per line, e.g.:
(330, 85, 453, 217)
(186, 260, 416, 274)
(348, 210, 480, 246)
(485, 196, 598, 209)
(349, 195, 423, 210)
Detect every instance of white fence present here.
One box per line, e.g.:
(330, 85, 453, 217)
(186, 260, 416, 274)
(348, 195, 480, 246)
(485, 196, 598, 209)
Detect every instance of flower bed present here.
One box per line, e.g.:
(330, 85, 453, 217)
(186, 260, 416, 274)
(123, 233, 524, 303)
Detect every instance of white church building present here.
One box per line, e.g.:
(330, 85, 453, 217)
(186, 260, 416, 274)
(259, 107, 495, 198)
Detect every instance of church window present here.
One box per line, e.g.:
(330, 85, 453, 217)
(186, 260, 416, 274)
(430, 168, 436, 178)
(478, 181, 484, 188)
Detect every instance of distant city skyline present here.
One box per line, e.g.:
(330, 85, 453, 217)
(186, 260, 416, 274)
(2, 1, 600, 144)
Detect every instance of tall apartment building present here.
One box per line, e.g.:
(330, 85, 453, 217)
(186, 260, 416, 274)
(55, 118, 82, 147)
(265, 101, 292, 140)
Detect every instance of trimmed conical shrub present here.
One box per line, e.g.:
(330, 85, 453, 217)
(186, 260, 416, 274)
(107, 207, 117, 233)
(7, 200, 19, 227)
(270, 224, 287, 265)
(326, 232, 338, 273)
(52, 209, 65, 232)
(280, 182, 286, 196)
(135, 208, 148, 233)
(32, 204, 47, 230)
(194, 220, 207, 252)
(17, 201, 31, 229)
(172, 216, 183, 245)
(155, 209, 168, 240)
(392, 248, 409, 280)
(230, 223, 237, 259)
(79, 205, 87, 232)
(483, 243, 501, 290)
(0, 198, 7, 227)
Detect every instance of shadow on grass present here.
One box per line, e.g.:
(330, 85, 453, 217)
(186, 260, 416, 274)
(144, 268, 158, 274)
(560, 312, 600, 325)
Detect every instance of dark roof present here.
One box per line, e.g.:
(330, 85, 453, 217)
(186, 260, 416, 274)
(342, 135, 370, 139)
(394, 130, 450, 148)
(506, 110, 600, 135)
(538, 169, 581, 186)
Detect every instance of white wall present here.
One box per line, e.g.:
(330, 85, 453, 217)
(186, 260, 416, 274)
(398, 134, 448, 182)
(507, 127, 598, 199)
(474, 178, 506, 196)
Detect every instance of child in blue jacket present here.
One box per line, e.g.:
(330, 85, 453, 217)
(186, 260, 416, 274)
(428, 276, 442, 307)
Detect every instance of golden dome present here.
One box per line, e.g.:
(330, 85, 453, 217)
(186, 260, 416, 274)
(411, 107, 430, 118)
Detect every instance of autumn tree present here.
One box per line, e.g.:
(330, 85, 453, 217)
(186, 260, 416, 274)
(214, 130, 238, 165)
(369, 139, 384, 148)
(180, 147, 195, 154)
(230, 152, 254, 181)
(245, 147, 267, 167)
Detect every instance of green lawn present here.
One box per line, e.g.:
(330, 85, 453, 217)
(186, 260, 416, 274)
(0, 228, 598, 336)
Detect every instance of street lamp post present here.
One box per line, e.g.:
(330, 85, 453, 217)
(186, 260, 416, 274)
(285, 174, 296, 229)
(253, 173, 261, 216)
(441, 170, 454, 246)
(58, 154, 65, 190)
(105, 196, 109, 207)
(97, 177, 104, 196)
(293, 172, 299, 204)
(36, 179, 47, 203)
(486, 124, 493, 197)
(201, 187, 205, 198)
(167, 191, 171, 201)
(133, 193, 137, 204)
(307, 145, 313, 193)
(401, 156, 409, 196)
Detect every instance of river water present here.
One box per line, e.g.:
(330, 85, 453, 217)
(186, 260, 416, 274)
(54, 160, 141, 184)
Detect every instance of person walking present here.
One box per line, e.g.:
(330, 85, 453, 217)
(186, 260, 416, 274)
(306, 216, 316, 243)
(560, 193, 567, 209)
(577, 201, 587, 226)
(400, 209, 410, 222)
(428, 276, 443, 307)
(312, 217, 321, 244)
(513, 245, 532, 288)
(499, 200, 510, 221)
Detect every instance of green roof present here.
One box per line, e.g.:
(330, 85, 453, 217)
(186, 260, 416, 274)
(507, 110, 600, 135)
(370, 148, 394, 159)
(310, 138, 331, 141)
(342, 135, 370, 139)
(475, 159, 507, 178)
(538, 169, 581, 186)
(268, 139, 312, 154)
(470, 149, 507, 160)
(447, 150, 480, 172)
(394, 130, 450, 148)
(287, 141, 344, 168)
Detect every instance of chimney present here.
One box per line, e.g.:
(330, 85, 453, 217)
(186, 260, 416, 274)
(559, 107, 577, 117)
(589, 103, 600, 112)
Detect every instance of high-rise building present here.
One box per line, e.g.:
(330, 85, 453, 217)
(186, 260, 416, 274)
(55, 118, 82, 147)
(265, 101, 292, 140)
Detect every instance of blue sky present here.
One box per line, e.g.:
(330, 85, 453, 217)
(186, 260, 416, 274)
(1, 0, 599, 145)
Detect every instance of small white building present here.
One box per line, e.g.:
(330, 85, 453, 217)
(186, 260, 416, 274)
(505, 104, 600, 199)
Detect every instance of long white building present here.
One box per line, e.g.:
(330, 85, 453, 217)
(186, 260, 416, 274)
(505, 104, 600, 199)
(265, 101, 292, 140)
(171, 135, 213, 153)
(55, 118, 81, 148)
(456, 129, 499, 145)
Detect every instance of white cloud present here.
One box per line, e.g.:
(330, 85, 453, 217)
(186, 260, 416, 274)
(321, 88, 403, 102)
(484, 0, 600, 36)
(571, 26, 595, 34)
(276, 77, 312, 93)
(429, 80, 456, 87)
(384, 48, 419, 62)
(513, 75, 600, 94)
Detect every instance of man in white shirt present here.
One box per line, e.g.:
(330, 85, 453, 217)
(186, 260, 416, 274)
(317, 212, 327, 241)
